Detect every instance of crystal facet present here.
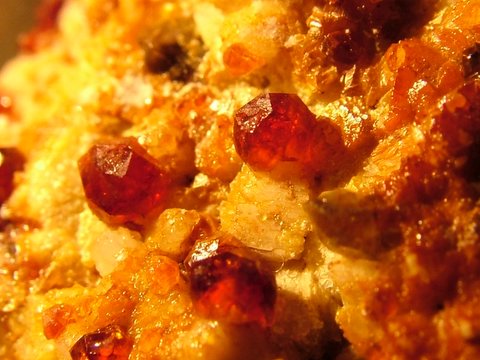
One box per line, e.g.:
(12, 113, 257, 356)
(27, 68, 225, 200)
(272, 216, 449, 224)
(70, 324, 132, 360)
(234, 93, 344, 175)
(188, 248, 276, 327)
(78, 138, 170, 228)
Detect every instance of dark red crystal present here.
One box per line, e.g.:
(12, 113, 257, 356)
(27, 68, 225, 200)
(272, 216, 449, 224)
(78, 138, 170, 228)
(0, 148, 25, 205)
(188, 249, 276, 327)
(233, 93, 345, 174)
(70, 324, 132, 360)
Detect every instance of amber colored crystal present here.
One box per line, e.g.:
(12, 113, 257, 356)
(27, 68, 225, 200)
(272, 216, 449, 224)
(0, 148, 25, 205)
(42, 304, 76, 339)
(188, 250, 276, 327)
(233, 93, 344, 175)
(70, 324, 132, 360)
(223, 43, 265, 76)
(78, 138, 170, 228)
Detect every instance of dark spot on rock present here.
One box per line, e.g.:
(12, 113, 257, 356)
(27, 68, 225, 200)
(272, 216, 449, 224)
(144, 41, 193, 81)
(463, 43, 480, 78)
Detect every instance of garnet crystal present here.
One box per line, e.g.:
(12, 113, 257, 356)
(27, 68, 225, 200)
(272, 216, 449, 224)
(78, 138, 170, 228)
(188, 248, 276, 327)
(70, 324, 132, 360)
(233, 93, 344, 174)
(0, 148, 25, 205)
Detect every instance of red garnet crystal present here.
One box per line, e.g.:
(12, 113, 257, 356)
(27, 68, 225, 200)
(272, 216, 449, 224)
(0, 148, 25, 205)
(70, 324, 132, 360)
(78, 138, 170, 228)
(188, 250, 276, 327)
(233, 93, 345, 174)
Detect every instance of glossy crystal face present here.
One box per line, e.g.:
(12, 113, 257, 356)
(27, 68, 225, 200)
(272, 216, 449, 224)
(78, 138, 170, 228)
(70, 324, 133, 360)
(233, 93, 345, 176)
(188, 244, 276, 327)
